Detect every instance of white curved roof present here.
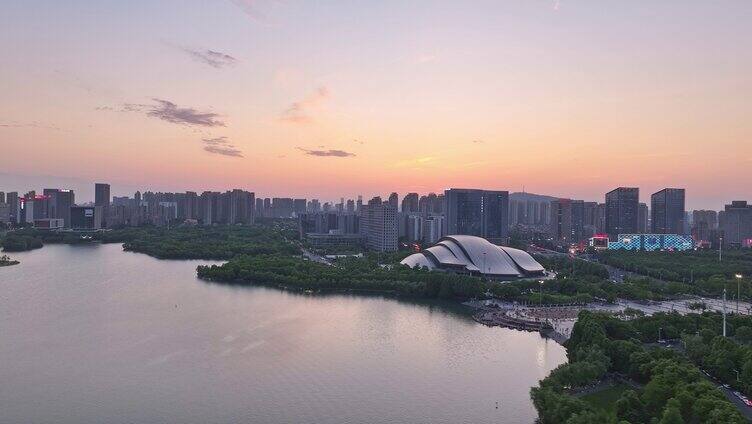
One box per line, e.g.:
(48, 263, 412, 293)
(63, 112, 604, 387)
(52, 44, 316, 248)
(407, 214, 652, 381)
(401, 253, 436, 270)
(501, 246, 545, 273)
(400, 235, 545, 279)
(442, 235, 521, 276)
(436, 239, 472, 264)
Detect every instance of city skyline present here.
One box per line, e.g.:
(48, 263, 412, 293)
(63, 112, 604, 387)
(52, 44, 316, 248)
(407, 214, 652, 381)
(2, 1, 751, 210)
(0, 171, 746, 213)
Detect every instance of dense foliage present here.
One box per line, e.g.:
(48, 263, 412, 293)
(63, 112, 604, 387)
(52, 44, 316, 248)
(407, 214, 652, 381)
(1, 230, 45, 251)
(600, 250, 752, 299)
(530, 310, 746, 423)
(533, 255, 702, 303)
(197, 254, 497, 298)
(108, 225, 299, 259)
(0, 225, 299, 259)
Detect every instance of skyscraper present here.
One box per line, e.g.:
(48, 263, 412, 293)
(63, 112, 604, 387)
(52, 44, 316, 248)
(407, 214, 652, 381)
(583, 201, 598, 237)
(692, 210, 718, 242)
(638, 203, 649, 233)
(444, 189, 509, 244)
(7, 192, 19, 223)
(650, 188, 685, 234)
(719, 201, 752, 247)
(605, 187, 639, 240)
(95, 183, 111, 228)
(549, 199, 585, 243)
(55, 190, 75, 228)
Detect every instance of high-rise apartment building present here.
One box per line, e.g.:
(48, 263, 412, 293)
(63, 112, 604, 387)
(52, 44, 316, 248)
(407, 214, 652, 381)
(271, 198, 294, 218)
(293, 198, 307, 216)
(401, 193, 419, 213)
(422, 215, 445, 244)
(651, 188, 685, 234)
(388, 192, 398, 211)
(95, 183, 111, 228)
(692, 210, 718, 242)
(444, 189, 509, 244)
(605, 187, 639, 240)
(362, 197, 398, 252)
(549, 199, 585, 243)
(719, 201, 752, 247)
(583, 201, 598, 238)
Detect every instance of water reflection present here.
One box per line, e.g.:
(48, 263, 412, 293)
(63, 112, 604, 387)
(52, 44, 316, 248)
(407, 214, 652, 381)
(0, 244, 567, 424)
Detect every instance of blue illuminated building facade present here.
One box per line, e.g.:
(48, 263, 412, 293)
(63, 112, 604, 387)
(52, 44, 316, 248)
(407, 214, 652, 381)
(608, 233, 694, 251)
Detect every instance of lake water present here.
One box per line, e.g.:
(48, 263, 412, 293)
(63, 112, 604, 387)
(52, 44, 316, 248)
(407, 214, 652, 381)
(0, 244, 566, 424)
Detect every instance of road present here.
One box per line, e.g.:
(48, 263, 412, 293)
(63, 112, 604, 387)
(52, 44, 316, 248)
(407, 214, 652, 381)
(301, 247, 333, 266)
(650, 341, 752, 421)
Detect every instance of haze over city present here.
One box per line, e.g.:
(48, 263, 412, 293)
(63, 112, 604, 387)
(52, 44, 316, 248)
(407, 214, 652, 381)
(2, 1, 751, 209)
(5, 2, 752, 424)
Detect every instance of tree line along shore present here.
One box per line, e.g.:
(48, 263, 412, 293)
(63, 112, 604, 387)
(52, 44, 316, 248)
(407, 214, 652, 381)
(4, 222, 752, 421)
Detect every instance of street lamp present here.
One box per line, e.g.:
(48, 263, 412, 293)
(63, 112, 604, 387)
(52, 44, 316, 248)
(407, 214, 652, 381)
(539, 280, 544, 307)
(736, 274, 744, 315)
(719, 237, 723, 262)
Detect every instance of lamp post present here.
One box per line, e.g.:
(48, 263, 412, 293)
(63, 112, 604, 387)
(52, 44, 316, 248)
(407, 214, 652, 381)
(719, 237, 723, 262)
(736, 274, 744, 315)
(723, 285, 727, 337)
(539, 280, 544, 307)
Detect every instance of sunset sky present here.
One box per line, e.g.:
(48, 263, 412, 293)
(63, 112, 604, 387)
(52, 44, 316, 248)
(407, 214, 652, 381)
(1, 1, 750, 209)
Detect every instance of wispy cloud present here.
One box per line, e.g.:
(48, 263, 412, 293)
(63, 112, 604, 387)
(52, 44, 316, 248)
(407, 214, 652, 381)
(297, 147, 355, 158)
(0, 121, 61, 131)
(202, 136, 243, 157)
(182, 48, 237, 69)
(415, 54, 437, 64)
(553, 0, 560, 11)
(471, 139, 484, 144)
(117, 99, 225, 127)
(231, 0, 269, 21)
(280, 87, 330, 124)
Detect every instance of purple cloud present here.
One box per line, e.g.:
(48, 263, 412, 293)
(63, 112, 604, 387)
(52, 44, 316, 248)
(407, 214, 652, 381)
(201, 136, 243, 157)
(121, 99, 225, 127)
(183, 48, 237, 69)
(297, 147, 355, 158)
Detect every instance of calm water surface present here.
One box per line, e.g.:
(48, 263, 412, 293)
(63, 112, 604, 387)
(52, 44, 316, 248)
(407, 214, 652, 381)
(0, 244, 566, 424)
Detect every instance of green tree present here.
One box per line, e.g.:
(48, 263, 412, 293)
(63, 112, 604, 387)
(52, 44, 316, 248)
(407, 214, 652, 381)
(615, 389, 646, 423)
(735, 326, 752, 344)
(658, 398, 683, 424)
